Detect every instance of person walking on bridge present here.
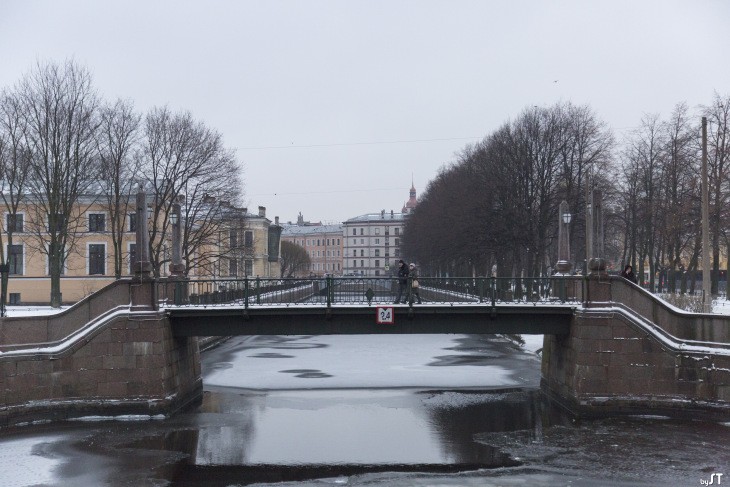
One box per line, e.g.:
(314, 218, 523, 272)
(394, 260, 409, 303)
(408, 263, 422, 304)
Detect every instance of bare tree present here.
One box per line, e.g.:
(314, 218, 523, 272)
(96, 98, 140, 278)
(702, 93, 730, 294)
(280, 240, 311, 277)
(139, 106, 243, 276)
(0, 89, 32, 306)
(18, 60, 100, 307)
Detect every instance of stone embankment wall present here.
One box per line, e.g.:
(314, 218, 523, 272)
(542, 276, 730, 418)
(0, 279, 202, 427)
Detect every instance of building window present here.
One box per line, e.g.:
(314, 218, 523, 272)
(375, 270, 380, 276)
(89, 244, 106, 275)
(360, 249, 364, 257)
(385, 228, 390, 235)
(337, 239, 340, 245)
(352, 228, 356, 235)
(6, 214, 23, 233)
(360, 238, 364, 244)
(395, 238, 400, 246)
(375, 228, 380, 235)
(244, 231, 254, 247)
(229, 258, 238, 276)
(8, 244, 23, 275)
(375, 249, 380, 257)
(360, 228, 364, 235)
(360, 260, 364, 267)
(375, 259, 380, 267)
(375, 238, 380, 244)
(353, 260, 357, 267)
(244, 259, 253, 276)
(395, 248, 400, 257)
(395, 228, 400, 236)
(88, 213, 106, 232)
(129, 213, 137, 232)
(230, 229, 238, 247)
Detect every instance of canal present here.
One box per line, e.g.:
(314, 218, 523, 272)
(0, 333, 728, 486)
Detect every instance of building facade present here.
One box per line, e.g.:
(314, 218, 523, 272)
(342, 210, 405, 276)
(281, 222, 344, 277)
(1, 197, 280, 305)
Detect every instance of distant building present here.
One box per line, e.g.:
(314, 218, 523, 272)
(281, 216, 343, 277)
(342, 184, 418, 277)
(401, 180, 418, 214)
(342, 210, 404, 277)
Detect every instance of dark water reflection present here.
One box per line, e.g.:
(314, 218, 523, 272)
(114, 388, 552, 485)
(1, 334, 728, 486)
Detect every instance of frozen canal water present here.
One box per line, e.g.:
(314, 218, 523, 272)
(0, 333, 728, 486)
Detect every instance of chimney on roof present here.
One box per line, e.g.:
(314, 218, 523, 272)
(390, 210, 394, 218)
(381, 209, 385, 219)
(275, 216, 279, 225)
(258, 206, 266, 217)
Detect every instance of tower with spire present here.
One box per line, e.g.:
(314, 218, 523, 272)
(402, 177, 418, 214)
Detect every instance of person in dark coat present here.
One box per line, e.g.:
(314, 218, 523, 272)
(621, 264, 637, 284)
(394, 260, 409, 303)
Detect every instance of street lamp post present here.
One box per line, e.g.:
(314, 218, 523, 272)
(555, 200, 572, 275)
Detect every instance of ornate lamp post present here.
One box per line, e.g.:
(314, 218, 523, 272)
(169, 201, 185, 277)
(555, 200, 572, 275)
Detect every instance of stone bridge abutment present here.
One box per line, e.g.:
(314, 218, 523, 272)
(0, 278, 201, 427)
(542, 275, 730, 418)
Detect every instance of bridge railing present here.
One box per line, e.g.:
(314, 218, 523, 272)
(157, 276, 583, 307)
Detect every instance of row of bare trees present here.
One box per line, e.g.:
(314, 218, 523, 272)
(0, 60, 244, 306)
(404, 96, 730, 294)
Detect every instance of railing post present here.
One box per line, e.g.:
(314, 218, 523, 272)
(255, 277, 261, 305)
(244, 277, 249, 309)
(326, 275, 332, 307)
(478, 277, 484, 303)
(491, 277, 496, 307)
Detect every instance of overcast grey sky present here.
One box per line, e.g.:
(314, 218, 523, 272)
(1, 0, 729, 223)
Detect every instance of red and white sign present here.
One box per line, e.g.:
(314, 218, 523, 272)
(376, 306, 394, 324)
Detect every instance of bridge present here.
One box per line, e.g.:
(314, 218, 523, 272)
(0, 272, 729, 426)
(165, 276, 578, 336)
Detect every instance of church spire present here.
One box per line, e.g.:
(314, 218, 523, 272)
(402, 177, 418, 214)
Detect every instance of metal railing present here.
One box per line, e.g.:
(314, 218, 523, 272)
(157, 276, 583, 307)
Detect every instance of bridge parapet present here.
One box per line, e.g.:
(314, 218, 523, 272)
(543, 274, 730, 419)
(0, 278, 201, 427)
(584, 275, 730, 342)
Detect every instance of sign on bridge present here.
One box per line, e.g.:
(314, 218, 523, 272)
(376, 306, 394, 325)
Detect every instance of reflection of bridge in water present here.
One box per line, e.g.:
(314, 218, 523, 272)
(1, 274, 729, 426)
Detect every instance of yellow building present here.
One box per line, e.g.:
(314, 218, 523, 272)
(2, 198, 281, 305)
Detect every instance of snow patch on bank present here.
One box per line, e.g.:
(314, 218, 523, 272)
(0, 436, 62, 487)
